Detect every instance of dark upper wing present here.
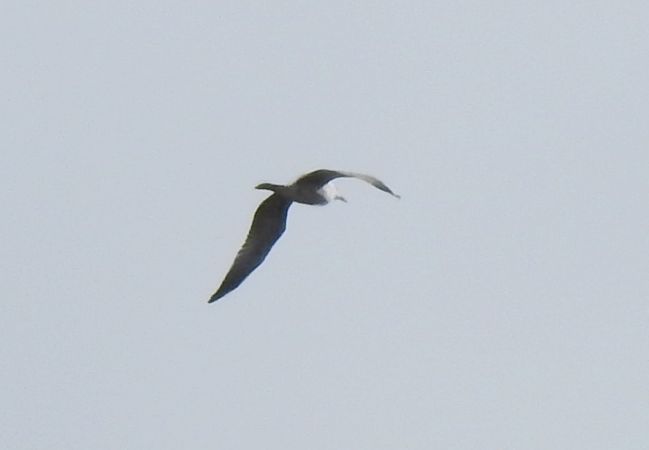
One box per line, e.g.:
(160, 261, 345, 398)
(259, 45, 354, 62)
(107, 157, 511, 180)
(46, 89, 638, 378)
(295, 169, 400, 198)
(294, 169, 349, 189)
(209, 193, 292, 303)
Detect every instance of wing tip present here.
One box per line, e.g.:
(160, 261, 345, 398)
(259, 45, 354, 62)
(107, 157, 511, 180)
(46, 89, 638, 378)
(378, 184, 400, 199)
(208, 291, 224, 303)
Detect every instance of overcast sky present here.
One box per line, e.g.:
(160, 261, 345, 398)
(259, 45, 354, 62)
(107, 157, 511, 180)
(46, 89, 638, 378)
(3, 1, 648, 449)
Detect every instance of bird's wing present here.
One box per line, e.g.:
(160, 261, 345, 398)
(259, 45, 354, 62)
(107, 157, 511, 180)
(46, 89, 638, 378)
(295, 169, 400, 198)
(209, 193, 292, 303)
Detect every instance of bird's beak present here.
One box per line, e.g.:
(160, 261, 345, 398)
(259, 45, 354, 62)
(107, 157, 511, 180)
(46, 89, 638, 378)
(335, 195, 347, 203)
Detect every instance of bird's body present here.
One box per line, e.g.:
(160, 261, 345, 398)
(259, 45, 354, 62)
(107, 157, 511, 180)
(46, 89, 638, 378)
(255, 183, 330, 205)
(209, 169, 399, 303)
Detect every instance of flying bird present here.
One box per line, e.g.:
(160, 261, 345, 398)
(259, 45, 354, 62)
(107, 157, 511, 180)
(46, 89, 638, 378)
(209, 169, 400, 303)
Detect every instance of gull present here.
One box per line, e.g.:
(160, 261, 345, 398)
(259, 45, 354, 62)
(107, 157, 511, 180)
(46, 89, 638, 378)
(208, 169, 400, 303)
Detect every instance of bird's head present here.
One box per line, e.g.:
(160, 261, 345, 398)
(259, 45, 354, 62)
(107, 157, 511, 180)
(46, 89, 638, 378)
(255, 182, 282, 192)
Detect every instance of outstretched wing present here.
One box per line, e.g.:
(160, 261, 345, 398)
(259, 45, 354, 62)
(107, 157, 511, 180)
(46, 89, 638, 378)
(209, 193, 292, 303)
(295, 169, 400, 198)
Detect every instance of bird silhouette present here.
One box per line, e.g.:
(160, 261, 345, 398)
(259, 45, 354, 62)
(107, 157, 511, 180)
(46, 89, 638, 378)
(209, 169, 400, 303)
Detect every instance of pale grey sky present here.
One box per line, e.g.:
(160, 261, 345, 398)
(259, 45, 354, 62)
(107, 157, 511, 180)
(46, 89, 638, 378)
(3, 1, 648, 449)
